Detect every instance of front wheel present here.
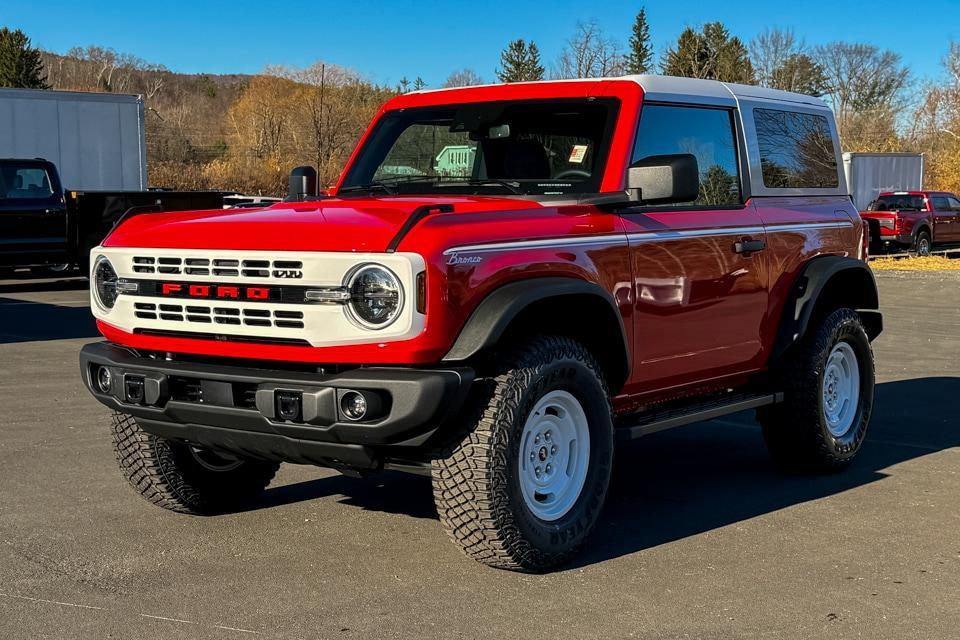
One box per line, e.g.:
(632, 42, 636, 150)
(431, 336, 614, 572)
(30, 264, 73, 277)
(111, 412, 280, 514)
(759, 308, 875, 472)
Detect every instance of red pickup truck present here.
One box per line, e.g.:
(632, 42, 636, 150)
(861, 190, 960, 255)
(80, 76, 881, 571)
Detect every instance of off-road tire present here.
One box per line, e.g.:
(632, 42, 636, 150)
(111, 411, 279, 514)
(431, 336, 614, 572)
(914, 230, 932, 257)
(759, 308, 874, 472)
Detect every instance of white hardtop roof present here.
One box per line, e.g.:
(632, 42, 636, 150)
(410, 74, 828, 110)
(622, 74, 829, 109)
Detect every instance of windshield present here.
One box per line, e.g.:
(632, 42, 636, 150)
(869, 194, 925, 211)
(339, 99, 618, 197)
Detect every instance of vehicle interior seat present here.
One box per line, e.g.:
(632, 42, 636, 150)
(501, 139, 551, 179)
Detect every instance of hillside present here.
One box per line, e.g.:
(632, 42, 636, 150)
(39, 49, 393, 195)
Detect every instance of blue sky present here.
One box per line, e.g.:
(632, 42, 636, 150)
(3, 0, 957, 87)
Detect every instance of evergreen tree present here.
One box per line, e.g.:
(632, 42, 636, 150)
(412, 76, 426, 91)
(772, 53, 828, 96)
(661, 22, 754, 84)
(496, 39, 544, 83)
(0, 27, 49, 89)
(626, 7, 653, 74)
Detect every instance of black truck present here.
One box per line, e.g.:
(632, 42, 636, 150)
(0, 158, 222, 276)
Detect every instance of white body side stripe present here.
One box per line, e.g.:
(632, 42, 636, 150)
(442, 221, 853, 255)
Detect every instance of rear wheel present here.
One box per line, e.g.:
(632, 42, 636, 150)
(914, 230, 932, 257)
(111, 412, 279, 514)
(759, 308, 874, 472)
(431, 336, 614, 572)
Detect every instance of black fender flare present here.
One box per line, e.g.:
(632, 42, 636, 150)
(770, 255, 882, 364)
(442, 277, 630, 383)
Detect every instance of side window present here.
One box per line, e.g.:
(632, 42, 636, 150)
(0, 166, 54, 199)
(632, 104, 741, 206)
(754, 108, 839, 189)
(948, 196, 960, 211)
(930, 196, 949, 211)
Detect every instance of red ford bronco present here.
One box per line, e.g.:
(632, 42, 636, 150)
(80, 76, 881, 572)
(861, 190, 960, 256)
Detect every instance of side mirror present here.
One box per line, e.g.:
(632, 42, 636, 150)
(626, 154, 699, 204)
(287, 165, 318, 202)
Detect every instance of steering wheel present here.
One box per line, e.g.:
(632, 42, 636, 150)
(553, 169, 591, 180)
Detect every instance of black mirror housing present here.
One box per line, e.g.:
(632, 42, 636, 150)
(626, 154, 699, 204)
(287, 165, 318, 202)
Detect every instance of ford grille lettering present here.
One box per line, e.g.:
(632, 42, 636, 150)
(158, 283, 275, 301)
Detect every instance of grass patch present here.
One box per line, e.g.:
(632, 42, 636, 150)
(870, 255, 960, 271)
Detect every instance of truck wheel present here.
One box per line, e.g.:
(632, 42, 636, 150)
(431, 336, 614, 572)
(30, 264, 73, 277)
(759, 308, 874, 472)
(914, 230, 932, 257)
(111, 412, 279, 514)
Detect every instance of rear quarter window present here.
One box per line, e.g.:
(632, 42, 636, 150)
(754, 108, 839, 189)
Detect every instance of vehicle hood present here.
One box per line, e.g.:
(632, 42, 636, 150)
(104, 196, 543, 252)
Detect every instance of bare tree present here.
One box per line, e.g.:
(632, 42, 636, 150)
(814, 42, 910, 149)
(751, 28, 798, 87)
(553, 20, 627, 79)
(443, 68, 483, 88)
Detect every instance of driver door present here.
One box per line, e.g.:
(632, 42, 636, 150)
(621, 103, 769, 392)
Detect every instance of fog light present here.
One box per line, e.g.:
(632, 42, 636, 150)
(96, 366, 112, 393)
(340, 391, 368, 421)
(124, 375, 145, 403)
(276, 391, 303, 422)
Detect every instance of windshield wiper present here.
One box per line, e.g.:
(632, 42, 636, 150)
(338, 180, 398, 195)
(340, 174, 463, 195)
(441, 177, 524, 195)
(339, 175, 525, 196)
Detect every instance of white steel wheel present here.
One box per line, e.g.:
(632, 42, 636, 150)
(822, 341, 860, 437)
(518, 390, 591, 521)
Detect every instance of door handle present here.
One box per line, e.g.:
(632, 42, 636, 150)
(734, 238, 766, 254)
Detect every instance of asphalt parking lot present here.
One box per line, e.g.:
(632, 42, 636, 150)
(1, 270, 958, 640)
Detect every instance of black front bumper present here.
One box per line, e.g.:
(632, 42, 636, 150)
(80, 342, 474, 470)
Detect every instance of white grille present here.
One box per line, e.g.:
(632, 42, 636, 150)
(92, 246, 426, 348)
(133, 302, 305, 329)
(132, 256, 304, 279)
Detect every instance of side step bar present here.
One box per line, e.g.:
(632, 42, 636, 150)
(616, 392, 783, 442)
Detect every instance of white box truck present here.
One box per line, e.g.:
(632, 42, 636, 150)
(0, 87, 147, 191)
(0, 88, 221, 274)
(842, 152, 924, 210)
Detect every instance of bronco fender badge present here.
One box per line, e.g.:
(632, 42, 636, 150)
(446, 253, 483, 266)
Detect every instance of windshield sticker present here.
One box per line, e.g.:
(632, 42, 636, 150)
(568, 145, 588, 164)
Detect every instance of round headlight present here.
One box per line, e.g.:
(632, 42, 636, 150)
(93, 255, 119, 311)
(346, 264, 403, 329)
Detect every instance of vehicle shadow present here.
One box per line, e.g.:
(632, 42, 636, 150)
(0, 295, 99, 343)
(0, 274, 87, 294)
(256, 377, 960, 565)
